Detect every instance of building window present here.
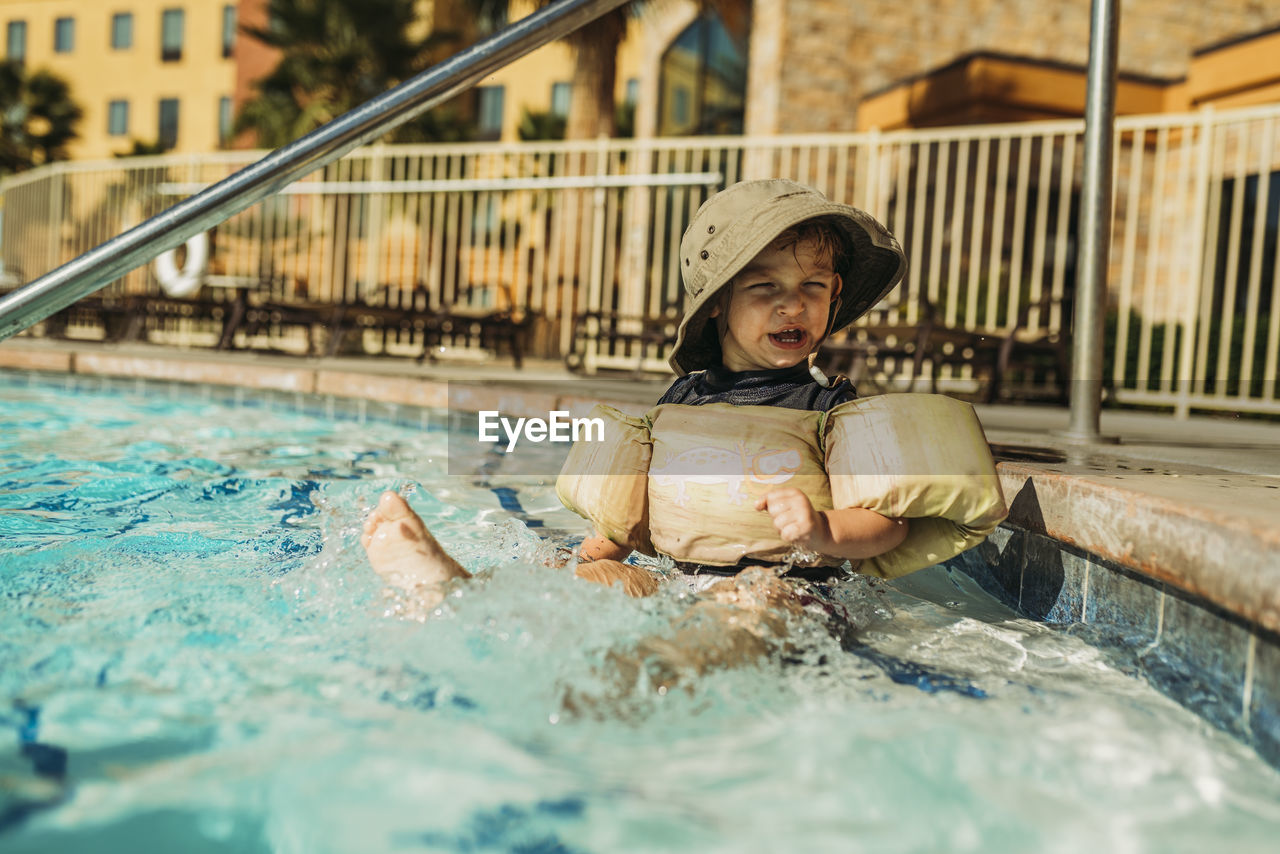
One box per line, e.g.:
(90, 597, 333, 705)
(476, 86, 504, 140)
(657, 11, 747, 136)
(111, 13, 133, 49)
(218, 96, 233, 145)
(550, 82, 571, 119)
(161, 9, 184, 62)
(222, 5, 236, 58)
(54, 17, 75, 53)
(672, 86, 690, 126)
(158, 98, 180, 149)
(625, 78, 640, 106)
(108, 100, 129, 136)
(475, 2, 507, 35)
(5, 20, 26, 63)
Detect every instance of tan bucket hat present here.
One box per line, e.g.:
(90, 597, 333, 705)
(669, 179, 906, 376)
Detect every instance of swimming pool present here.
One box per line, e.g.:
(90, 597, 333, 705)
(3, 372, 1279, 853)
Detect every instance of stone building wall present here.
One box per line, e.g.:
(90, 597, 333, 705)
(746, 0, 1280, 135)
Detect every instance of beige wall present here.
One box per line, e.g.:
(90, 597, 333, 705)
(746, 0, 1280, 135)
(0, 0, 238, 159)
(856, 55, 1173, 131)
(1185, 27, 1280, 110)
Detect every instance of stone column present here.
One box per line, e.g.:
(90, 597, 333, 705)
(743, 0, 787, 175)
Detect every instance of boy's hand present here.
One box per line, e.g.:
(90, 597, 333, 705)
(755, 488, 831, 552)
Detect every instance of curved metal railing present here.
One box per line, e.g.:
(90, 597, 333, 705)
(0, 0, 631, 342)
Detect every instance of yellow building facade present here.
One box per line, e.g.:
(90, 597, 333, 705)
(1, 0, 651, 156)
(0, 0, 238, 159)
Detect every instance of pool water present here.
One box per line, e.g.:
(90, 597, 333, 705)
(2, 374, 1279, 853)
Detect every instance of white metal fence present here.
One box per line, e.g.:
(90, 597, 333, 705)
(2, 102, 1278, 413)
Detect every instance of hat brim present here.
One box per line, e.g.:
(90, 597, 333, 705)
(668, 197, 906, 376)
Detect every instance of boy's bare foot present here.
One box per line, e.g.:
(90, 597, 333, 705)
(362, 491, 470, 597)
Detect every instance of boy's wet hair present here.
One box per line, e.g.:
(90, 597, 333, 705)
(765, 216, 853, 278)
(716, 215, 852, 320)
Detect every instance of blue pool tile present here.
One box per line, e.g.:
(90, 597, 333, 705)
(1249, 630, 1280, 767)
(369, 400, 402, 423)
(987, 525, 1024, 602)
(1082, 559, 1163, 647)
(1019, 532, 1087, 623)
(946, 525, 1023, 610)
(1146, 588, 1251, 739)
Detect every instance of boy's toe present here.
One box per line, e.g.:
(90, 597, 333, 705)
(377, 490, 414, 520)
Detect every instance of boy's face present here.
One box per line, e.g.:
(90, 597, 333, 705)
(710, 237, 842, 372)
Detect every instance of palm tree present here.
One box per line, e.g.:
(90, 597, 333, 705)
(563, 12, 630, 139)
(236, 0, 477, 303)
(0, 61, 82, 176)
(236, 0, 468, 147)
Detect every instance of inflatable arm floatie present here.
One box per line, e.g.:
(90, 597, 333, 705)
(555, 395, 1007, 579)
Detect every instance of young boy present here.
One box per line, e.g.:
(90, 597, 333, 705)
(363, 179, 910, 612)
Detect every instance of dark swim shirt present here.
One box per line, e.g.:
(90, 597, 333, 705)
(657, 363, 856, 412)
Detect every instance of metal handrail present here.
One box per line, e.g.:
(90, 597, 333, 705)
(0, 0, 631, 342)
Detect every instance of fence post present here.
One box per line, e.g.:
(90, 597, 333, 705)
(1175, 106, 1216, 419)
(46, 167, 65, 278)
(620, 138, 652, 322)
(584, 135, 610, 374)
(863, 127, 881, 213)
(363, 145, 387, 304)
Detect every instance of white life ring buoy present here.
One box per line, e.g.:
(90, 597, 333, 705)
(154, 231, 209, 298)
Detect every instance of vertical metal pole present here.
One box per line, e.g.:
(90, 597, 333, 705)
(1063, 0, 1121, 442)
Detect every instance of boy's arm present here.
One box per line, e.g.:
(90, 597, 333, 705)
(548, 533, 630, 567)
(756, 488, 908, 561)
(579, 534, 632, 562)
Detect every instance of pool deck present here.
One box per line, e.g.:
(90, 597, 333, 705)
(4, 337, 1278, 636)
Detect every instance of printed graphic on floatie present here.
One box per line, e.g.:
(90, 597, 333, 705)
(650, 443, 803, 506)
(645, 404, 835, 565)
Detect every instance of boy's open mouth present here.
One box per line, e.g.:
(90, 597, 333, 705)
(769, 328, 808, 348)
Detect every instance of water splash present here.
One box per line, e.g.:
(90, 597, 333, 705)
(780, 543, 821, 571)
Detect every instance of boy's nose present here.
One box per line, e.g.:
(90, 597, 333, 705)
(775, 291, 805, 315)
